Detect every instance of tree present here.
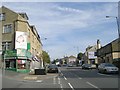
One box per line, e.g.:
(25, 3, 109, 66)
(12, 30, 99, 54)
(77, 52, 83, 60)
(52, 58, 59, 64)
(42, 51, 50, 64)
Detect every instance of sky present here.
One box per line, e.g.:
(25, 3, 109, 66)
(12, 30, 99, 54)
(1, 1, 119, 60)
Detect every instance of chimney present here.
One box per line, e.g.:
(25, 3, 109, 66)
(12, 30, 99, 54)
(97, 39, 101, 49)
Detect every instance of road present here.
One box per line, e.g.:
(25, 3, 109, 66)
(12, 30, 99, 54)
(59, 67, 119, 90)
(2, 67, 119, 90)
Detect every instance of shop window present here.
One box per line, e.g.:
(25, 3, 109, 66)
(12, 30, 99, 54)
(17, 60, 26, 69)
(5, 60, 16, 68)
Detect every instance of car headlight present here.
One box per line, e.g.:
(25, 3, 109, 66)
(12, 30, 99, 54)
(116, 68, 119, 71)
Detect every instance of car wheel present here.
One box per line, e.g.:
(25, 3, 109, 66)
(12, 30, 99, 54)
(56, 70, 58, 73)
(104, 69, 107, 74)
(98, 70, 101, 73)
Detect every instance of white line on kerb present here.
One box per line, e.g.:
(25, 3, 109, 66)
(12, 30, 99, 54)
(64, 76, 67, 80)
(36, 80, 42, 82)
(68, 83, 74, 90)
(97, 73, 113, 76)
(86, 82, 101, 90)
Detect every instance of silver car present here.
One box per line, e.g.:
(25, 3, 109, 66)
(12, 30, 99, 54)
(98, 63, 119, 74)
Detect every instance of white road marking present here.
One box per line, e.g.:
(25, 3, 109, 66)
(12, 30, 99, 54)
(36, 80, 42, 82)
(74, 74, 82, 80)
(58, 77, 60, 84)
(59, 69, 61, 73)
(86, 81, 101, 90)
(64, 76, 67, 80)
(61, 73, 63, 76)
(58, 76, 63, 90)
(97, 73, 113, 76)
(24, 76, 37, 80)
(60, 84, 63, 90)
(53, 76, 56, 84)
(68, 83, 74, 90)
(78, 77, 82, 79)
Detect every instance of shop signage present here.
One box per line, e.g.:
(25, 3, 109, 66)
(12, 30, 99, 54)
(17, 49, 32, 59)
(4, 50, 17, 57)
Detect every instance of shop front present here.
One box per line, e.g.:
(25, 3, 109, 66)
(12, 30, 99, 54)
(3, 49, 32, 73)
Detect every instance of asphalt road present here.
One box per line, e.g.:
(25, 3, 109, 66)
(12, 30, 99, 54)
(2, 67, 119, 90)
(59, 67, 119, 90)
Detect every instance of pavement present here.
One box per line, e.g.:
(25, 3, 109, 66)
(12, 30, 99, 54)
(3, 70, 59, 82)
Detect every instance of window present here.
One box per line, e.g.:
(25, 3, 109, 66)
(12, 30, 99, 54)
(32, 47, 34, 55)
(32, 35, 34, 42)
(3, 24, 12, 33)
(2, 42, 12, 50)
(0, 13, 5, 21)
(28, 29, 30, 38)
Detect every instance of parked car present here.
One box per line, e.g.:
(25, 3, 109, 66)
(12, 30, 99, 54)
(98, 63, 119, 74)
(47, 64, 58, 73)
(91, 64, 97, 69)
(82, 64, 92, 69)
(68, 64, 73, 67)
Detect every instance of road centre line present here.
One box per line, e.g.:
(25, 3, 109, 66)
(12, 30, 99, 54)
(86, 81, 101, 90)
(64, 76, 67, 80)
(68, 83, 74, 90)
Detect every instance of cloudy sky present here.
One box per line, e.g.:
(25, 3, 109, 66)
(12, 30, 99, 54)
(2, 1, 119, 60)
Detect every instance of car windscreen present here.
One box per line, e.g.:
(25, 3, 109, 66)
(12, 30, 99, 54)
(85, 64, 91, 66)
(105, 64, 115, 67)
(48, 65, 57, 68)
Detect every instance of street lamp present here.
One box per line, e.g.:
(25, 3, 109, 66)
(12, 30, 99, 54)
(106, 16, 120, 38)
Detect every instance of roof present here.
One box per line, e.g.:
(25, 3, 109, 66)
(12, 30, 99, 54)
(69, 55, 76, 59)
(18, 13, 29, 20)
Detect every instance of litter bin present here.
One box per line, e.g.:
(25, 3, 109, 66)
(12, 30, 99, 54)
(35, 69, 46, 75)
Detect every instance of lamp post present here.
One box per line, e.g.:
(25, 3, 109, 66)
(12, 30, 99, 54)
(41, 37, 47, 69)
(106, 16, 120, 38)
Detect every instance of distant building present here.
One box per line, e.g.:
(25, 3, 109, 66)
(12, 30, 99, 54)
(83, 39, 101, 65)
(67, 55, 77, 66)
(0, 6, 43, 73)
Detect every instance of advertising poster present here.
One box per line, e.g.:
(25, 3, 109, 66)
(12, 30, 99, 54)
(88, 52, 97, 59)
(15, 31, 27, 49)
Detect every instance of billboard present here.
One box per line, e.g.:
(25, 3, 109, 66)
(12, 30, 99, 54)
(15, 31, 27, 49)
(88, 52, 97, 59)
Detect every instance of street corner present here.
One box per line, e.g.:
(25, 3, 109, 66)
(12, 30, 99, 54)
(35, 73, 59, 80)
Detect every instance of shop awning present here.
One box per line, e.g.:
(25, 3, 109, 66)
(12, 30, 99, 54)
(32, 56, 40, 62)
